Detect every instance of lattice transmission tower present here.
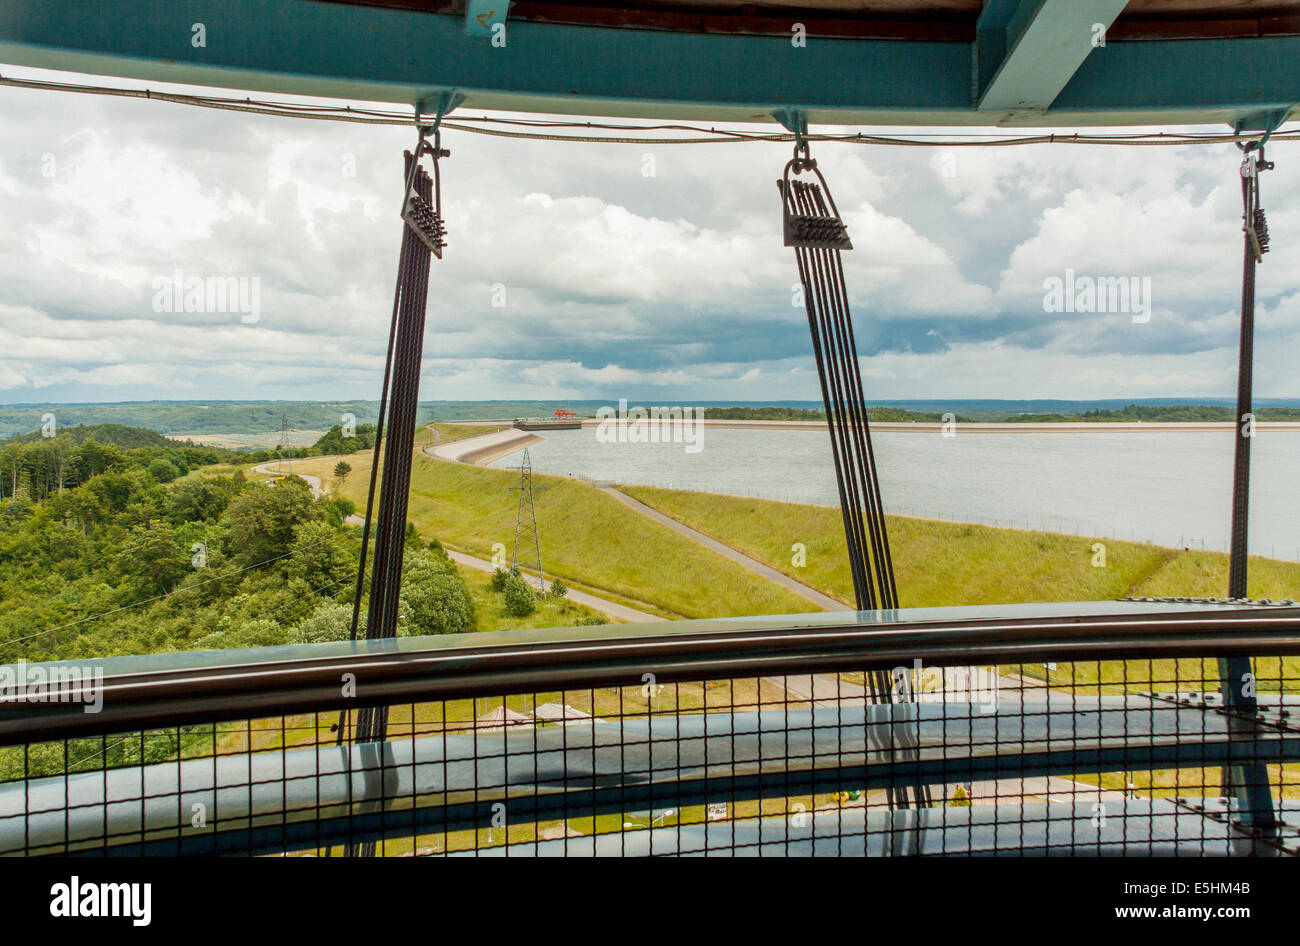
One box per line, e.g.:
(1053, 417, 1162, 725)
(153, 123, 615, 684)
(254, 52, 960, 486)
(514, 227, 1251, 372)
(509, 448, 547, 590)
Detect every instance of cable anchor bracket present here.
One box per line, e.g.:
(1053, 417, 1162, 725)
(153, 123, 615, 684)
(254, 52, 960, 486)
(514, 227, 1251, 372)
(401, 94, 461, 257)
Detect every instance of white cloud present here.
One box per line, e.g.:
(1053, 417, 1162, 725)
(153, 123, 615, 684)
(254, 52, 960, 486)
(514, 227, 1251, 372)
(0, 68, 1297, 405)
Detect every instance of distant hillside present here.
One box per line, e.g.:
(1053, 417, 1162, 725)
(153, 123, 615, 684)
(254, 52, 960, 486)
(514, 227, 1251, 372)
(1000, 404, 1300, 423)
(6, 398, 1300, 439)
(1, 422, 182, 449)
(0, 401, 387, 439)
(704, 403, 1300, 424)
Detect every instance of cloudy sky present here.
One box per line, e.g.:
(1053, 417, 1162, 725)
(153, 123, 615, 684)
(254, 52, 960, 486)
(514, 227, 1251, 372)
(0, 65, 1297, 406)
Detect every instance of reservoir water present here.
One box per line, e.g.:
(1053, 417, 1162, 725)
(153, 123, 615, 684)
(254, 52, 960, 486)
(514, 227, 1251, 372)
(490, 426, 1300, 560)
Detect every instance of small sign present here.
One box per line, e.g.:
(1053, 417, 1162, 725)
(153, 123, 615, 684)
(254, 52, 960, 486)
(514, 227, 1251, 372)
(707, 803, 728, 821)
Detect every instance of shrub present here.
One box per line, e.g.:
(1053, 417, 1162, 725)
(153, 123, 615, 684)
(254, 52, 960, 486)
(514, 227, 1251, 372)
(549, 578, 569, 599)
(575, 615, 607, 626)
(488, 567, 510, 592)
(148, 458, 181, 483)
(502, 572, 537, 617)
(404, 520, 421, 548)
(399, 548, 475, 635)
(290, 601, 362, 644)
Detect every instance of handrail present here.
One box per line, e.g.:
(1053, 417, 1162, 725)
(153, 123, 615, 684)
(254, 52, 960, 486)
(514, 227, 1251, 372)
(4, 601, 1300, 746)
(6, 698, 1298, 856)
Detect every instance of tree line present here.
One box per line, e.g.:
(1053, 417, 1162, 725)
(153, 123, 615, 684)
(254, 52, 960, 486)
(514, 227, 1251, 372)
(0, 425, 473, 666)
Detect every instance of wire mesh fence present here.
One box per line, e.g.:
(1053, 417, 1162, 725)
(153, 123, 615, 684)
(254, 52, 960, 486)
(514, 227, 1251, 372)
(3, 636, 1298, 856)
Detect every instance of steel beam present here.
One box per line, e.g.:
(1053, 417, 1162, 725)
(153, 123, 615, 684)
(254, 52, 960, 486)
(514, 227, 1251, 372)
(0, 0, 1296, 127)
(976, 0, 1129, 117)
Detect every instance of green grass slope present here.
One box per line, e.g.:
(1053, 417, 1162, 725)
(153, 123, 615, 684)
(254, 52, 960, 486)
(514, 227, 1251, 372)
(291, 451, 816, 619)
(618, 485, 1300, 607)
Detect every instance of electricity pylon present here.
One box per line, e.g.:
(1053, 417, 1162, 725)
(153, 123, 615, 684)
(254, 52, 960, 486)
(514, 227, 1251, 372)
(509, 448, 547, 590)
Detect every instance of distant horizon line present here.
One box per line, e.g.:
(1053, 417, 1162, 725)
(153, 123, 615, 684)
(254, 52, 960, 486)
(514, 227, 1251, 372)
(3, 396, 1300, 408)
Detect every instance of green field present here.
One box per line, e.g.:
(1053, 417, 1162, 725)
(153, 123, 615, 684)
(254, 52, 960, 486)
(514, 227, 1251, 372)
(619, 484, 1300, 607)
(612, 484, 1300, 694)
(289, 451, 816, 619)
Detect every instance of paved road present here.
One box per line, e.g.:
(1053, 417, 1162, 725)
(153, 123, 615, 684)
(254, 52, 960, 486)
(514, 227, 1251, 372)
(251, 460, 332, 498)
(600, 486, 851, 612)
(444, 549, 660, 624)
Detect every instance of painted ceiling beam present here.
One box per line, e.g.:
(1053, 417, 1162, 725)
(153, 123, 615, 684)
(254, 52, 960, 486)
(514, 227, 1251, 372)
(976, 0, 1130, 118)
(0, 0, 1294, 128)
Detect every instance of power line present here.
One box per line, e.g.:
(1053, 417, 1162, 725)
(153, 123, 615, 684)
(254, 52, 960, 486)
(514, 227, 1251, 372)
(1, 72, 1295, 149)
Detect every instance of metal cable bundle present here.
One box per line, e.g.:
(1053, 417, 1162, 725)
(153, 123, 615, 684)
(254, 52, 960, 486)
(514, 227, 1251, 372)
(1228, 145, 1275, 600)
(778, 148, 929, 811)
(341, 141, 445, 856)
(1219, 143, 1279, 849)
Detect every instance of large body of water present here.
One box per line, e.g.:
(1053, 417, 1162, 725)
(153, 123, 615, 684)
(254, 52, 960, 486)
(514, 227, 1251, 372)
(490, 427, 1300, 560)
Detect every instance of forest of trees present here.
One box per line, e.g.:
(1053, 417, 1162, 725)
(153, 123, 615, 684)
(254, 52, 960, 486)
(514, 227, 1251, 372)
(312, 422, 377, 455)
(0, 425, 474, 665)
(999, 404, 1300, 423)
(0, 422, 391, 506)
(0, 424, 254, 502)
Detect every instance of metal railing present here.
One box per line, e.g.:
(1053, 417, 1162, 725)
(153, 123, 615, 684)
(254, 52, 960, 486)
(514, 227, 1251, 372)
(2, 601, 1298, 856)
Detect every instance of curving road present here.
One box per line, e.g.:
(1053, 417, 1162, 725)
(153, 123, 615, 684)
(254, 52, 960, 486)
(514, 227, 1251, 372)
(251, 460, 327, 497)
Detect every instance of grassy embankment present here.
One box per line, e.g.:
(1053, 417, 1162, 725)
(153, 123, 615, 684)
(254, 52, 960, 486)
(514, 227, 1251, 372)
(619, 485, 1300, 605)
(614, 485, 1300, 800)
(619, 485, 1300, 694)
(286, 450, 814, 620)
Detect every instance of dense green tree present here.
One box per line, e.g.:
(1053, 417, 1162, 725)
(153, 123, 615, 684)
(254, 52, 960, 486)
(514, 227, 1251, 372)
(286, 520, 354, 589)
(164, 478, 230, 524)
(219, 476, 318, 568)
(312, 424, 376, 455)
(118, 520, 191, 596)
